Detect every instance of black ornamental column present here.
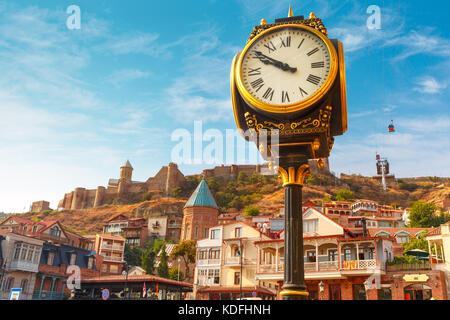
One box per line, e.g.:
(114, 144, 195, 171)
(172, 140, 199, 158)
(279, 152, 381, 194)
(277, 164, 310, 300)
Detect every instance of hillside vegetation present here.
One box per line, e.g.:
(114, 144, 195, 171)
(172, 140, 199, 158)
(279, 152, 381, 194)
(8, 172, 450, 234)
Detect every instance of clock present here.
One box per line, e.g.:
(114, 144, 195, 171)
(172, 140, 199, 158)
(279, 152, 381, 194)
(235, 24, 338, 115)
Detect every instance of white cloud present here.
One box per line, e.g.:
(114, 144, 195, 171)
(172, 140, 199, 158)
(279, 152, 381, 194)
(105, 69, 151, 87)
(414, 76, 447, 94)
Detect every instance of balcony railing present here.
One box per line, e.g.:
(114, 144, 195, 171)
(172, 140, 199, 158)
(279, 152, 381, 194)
(224, 257, 255, 266)
(167, 224, 182, 229)
(9, 260, 39, 273)
(257, 259, 379, 274)
(197, 259, 221, 266)
(103, 256, 123, 262)
(32, 290, 64, 300)
(386, 262, 431, 272)
(100, 244, 124, 251)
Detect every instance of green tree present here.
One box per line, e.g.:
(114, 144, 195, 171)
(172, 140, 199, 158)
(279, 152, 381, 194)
(124, 244, 144, 267)
(335, 189, 354, 201)
(157, 244, 169, 278)
(141, 248, 155, 274)
(408, 201, 438, 227)
(402, 233, 429, 252)
(237, 172, 248, 185)
(207, 177, 219, 193)
(168, 266, 184, 281)
(172, 187, 183, 198)
(229, 196, 244, 210)
(170, 240, 196, 280)
(244, 205, 260, 217)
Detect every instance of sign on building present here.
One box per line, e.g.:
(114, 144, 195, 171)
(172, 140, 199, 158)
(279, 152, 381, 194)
(9, 288, 22, 300)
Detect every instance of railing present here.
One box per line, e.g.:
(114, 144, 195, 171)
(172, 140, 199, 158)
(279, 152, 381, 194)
(386, 262, 431, 272)
(342, 259, 377, 270)
(103, 256, 123, 262)
(167, 224, 182, 228)
(197, 259, 221, 266)
(258, 263, 284, 273)
(9, 260, 39, 273)
(319, 261, 339, 271)
(101, 244, 124, 251)
(32, 290, 64, 300)
(224, 257, 255, 266)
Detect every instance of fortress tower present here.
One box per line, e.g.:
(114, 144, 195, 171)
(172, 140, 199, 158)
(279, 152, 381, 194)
(181, 180, 219, 241)
(120, 160, 133, 182)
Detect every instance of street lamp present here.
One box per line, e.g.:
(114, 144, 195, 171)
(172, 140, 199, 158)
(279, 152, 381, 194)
(122, 262, 129, 300)
(236, 244, 243, 300)
(177, 258, 181, 282)
(318, 281, 325, 300)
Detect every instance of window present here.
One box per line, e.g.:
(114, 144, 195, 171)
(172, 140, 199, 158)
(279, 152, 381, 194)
(47, 251, 55, 265)
(102, 264, 107, 272)
(50, 226, 61, 238)
(328, 249, 338, 261)
(353, 284, 367, 300)
(396, 235, 409, 244)
(204, 228, 208, 238)
(207, 269, 220, 284)
(209, 249, 220, 260)
(235, 227, 242, 238)
(195, 227, 199, 238)
(20, 279, 28, 293)
(378, 288, 392, 300)
(210, 229, 220, 239)
(6, 277, 15, 290)
(88, 257, 94, 269)
(70, 253, 77, 265)
(234, 272, 240, 285)
(303, 219, 318, 233)
(13, 243, 22, 260)
(329, 284, 341, 300)
(368, 248, 375, 260)
(110, 265, 118, 273)
(344, 248, 352, 261)
(306, 250, 316, 262)
(198, 249, 208, 260)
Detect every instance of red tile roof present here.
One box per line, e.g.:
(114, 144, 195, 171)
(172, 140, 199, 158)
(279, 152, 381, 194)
(81, 274, 192, 287)
(367, 227, 427, 238)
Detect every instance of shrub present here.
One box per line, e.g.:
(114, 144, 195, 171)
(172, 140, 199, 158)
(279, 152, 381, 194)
(142, 192, 153, 201)
(244, 205, 260, 217)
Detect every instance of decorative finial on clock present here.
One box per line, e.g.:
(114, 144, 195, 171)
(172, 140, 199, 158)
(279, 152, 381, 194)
(260, 18, 267, 25)
(288, 4, 294, 18)
(309, 12, 316, 19)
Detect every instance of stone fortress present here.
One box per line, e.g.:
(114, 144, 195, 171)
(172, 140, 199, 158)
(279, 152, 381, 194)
(56, 158, 330, 211)
(58, 161, 186, 210)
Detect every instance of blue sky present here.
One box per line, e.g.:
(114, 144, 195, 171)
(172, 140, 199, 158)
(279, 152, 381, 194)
(0, 0, 448, 213)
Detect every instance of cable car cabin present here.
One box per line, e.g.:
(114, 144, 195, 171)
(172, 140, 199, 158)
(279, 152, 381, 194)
(376, 154, 380, 160)
(388, 121, 395, 133)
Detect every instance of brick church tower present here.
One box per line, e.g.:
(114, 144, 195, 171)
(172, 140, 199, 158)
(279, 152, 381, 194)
(181, 180, 219, 241)
(120, 160, 133, 182)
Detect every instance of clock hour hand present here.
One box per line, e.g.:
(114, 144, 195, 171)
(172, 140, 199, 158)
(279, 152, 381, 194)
(253, 50, 297, 73)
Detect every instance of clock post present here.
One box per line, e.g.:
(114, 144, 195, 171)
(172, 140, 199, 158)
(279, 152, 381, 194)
(231, 7, 347, 300)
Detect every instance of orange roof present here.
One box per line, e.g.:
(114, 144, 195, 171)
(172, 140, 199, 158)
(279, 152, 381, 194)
(81, 274, 192, 287)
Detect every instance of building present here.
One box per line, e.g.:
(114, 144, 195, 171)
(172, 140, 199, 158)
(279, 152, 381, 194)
(58, 161, 186, 210)
(0, 232, 44, 300)
(79, 274, 193, 300)
(31, 201, 51, 213)
(33, 242, 102, 300)
(194, 221, 276, 300)
(103, 214, 129, 236)
(425, 222, 450, 297)
(367, 227, 428, 256)
(103, 215, 149, 247)
(93, 234, 125, 274)
(255, 207, 395, 300)
(0, 216, 92, 250)
(148, 213, 183, 242)
(181, 180, 219, 241)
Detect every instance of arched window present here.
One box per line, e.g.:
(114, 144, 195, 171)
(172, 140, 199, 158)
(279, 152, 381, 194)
(20, 279, 28, 293)
(6, 277, 15, 290)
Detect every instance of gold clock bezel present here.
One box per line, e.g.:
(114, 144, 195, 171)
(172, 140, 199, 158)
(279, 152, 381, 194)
(235, 24, 338, 114)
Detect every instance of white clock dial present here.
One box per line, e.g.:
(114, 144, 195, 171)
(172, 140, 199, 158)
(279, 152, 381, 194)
(240, 27, 332, 106)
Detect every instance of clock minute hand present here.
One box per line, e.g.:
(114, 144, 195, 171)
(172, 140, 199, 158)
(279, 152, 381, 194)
(253, 51, 297, 73)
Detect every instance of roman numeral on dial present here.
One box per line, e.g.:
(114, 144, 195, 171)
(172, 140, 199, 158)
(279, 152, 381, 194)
(307, 74, 321, 86)
(250, 78, 264, 92)
(307, 47, 319, 56)
(282, 91, 290, 103)
(299, 87, 308, 97)
(280, 36, 291, 48)
(248, 67, 261, 76)
(311, 61, 324, 68)
(297, 38, 305, 49)
(264, 41, 276, 53)
(262, 87, 274, 101)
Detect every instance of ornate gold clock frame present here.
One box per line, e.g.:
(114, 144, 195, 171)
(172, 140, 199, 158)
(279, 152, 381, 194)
(231, 7, 348, 300)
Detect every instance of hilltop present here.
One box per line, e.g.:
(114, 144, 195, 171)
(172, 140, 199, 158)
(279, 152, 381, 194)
(9, 172, 450, 234)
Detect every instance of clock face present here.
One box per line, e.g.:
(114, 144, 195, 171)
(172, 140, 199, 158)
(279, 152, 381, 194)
(239, 26, 335, 112)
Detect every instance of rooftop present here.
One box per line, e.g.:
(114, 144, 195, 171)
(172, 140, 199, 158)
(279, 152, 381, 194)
(184, 180, 218, 209)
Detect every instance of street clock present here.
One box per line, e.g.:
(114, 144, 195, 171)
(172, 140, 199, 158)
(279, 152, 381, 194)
(231, 12, 347, 163)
